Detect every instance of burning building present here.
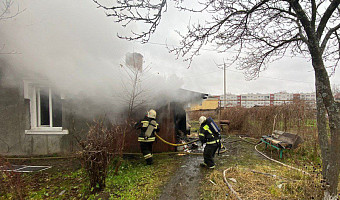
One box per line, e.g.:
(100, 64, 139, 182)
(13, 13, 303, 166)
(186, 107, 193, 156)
(124, 90, 207, 153)
(0, 62, 207, 155)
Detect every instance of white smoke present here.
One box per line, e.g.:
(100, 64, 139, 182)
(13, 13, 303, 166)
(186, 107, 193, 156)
(0, 1, 196, 120)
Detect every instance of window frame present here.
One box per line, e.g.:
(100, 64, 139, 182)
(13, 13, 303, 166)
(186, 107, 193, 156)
(24, 81, 68, 135)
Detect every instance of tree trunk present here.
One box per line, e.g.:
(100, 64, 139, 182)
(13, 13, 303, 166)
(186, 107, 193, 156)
(315, 87, 329, 179)
(313, 59, 340, 200)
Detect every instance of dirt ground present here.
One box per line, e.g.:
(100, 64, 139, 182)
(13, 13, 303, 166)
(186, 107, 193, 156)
(158, 155, 204, 199)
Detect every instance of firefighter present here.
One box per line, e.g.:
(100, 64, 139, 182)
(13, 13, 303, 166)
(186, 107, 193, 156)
(198, 116, 219, 169)
(135, 109, 159, 165)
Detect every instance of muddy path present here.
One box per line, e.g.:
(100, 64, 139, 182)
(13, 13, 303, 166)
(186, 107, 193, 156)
(158, 136, 265, 200)
(158, 155, 204, 200)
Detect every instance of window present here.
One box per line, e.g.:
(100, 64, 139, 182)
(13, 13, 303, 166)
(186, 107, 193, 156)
(36, 87, 62, 128)
(24, 81, 68, 134)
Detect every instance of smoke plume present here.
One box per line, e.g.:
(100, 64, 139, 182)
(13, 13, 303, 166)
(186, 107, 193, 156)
(0, 1, 197, 120)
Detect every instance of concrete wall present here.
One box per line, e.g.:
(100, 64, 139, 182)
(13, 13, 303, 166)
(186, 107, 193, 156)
(1, 83, 69, 155)
(0, 64, 88, 156)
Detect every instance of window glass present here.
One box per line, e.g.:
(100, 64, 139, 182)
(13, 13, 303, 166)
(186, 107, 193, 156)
(52, 92, 62, 127)
(40, 87, 50, 126)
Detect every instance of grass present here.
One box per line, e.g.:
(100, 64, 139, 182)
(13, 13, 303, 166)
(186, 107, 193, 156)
(1, 155, 181, 200)
(105, 155, 180, 199)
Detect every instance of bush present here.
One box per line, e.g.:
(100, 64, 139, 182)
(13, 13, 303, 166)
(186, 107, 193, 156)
(0, 156, 26, 200)
(219, 102, 315, 138)
(78, 120, 133, 193)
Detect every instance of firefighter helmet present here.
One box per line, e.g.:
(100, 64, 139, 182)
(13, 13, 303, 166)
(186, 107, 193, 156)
(199, 116, 206, 125)
(148, 109, 157, 119)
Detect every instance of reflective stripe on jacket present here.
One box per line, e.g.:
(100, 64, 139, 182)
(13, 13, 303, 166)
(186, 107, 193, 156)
(138, 137, 156, 142)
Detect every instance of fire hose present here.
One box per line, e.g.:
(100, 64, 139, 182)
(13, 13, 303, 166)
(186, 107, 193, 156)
(221, 136, 310, 200)
(237, 136, 310, 175)
(154, 132, 228, 154)
(223, 167, 243, 200)
(254, 142, 310, 175)
(154, 132, 199, 147)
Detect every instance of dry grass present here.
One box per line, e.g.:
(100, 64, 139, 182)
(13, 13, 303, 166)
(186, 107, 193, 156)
(202, 165, 323, 200)
(198, 133, 327, 200)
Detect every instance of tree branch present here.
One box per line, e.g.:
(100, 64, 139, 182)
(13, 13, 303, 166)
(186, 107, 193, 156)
(296, 19, 309, 43)
(93, 0, 167, 43)
(321, 23, 340, 53)
(289, 0, 314, 41)
(316, 0, 340, 40)
(311, 0, 316, 31)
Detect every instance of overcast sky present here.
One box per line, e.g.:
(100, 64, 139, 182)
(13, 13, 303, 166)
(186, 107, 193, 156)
(1, 0, 339, 96)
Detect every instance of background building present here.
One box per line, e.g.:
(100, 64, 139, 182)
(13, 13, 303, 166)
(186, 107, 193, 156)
(219, 92, 316, 108)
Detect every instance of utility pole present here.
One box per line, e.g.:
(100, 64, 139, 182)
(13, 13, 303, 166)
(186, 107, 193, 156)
(223, 63, 227, 109)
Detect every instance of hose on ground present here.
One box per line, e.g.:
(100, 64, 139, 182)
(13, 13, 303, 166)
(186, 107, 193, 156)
(238, 136, 259, 145)
(254, 142, 310, 175)
(223, 167, 243, 200)
(237, 135, 310, 175)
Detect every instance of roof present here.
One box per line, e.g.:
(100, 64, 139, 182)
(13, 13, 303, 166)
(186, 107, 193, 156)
(177, 88, 208, 102)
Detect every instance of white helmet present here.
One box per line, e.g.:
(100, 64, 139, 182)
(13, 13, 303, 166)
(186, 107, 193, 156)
(148, 109, 157, 119)
(199, 116, 206, 125)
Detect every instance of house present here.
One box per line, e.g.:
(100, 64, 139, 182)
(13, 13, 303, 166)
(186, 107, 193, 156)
(0, 63, 90, 156)
(190, 96, 219, 111)
(0, 63, 206, 155)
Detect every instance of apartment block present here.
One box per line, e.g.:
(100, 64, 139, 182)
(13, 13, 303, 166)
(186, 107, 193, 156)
(220, 92, 316, 108)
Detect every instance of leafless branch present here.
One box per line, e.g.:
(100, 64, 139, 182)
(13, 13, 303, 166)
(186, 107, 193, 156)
(316, 0, 340, 40)
(93, 0, 167, 43)
(0, 0, 25, 20)
(320, 23, 340, 53)
(296, 19, 309, 43)
(97, 0, 340, 79)
(311, 0, 316, 31)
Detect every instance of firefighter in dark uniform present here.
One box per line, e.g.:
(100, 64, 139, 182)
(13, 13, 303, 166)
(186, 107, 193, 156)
(135, 109, 159, 165)
(198, 116, 219, 169)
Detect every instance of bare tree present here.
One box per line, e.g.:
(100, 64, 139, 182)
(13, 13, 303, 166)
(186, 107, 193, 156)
(0, 0, 24, 55)
(120, 52, 150, 118)
(95, 0, 340, 199)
